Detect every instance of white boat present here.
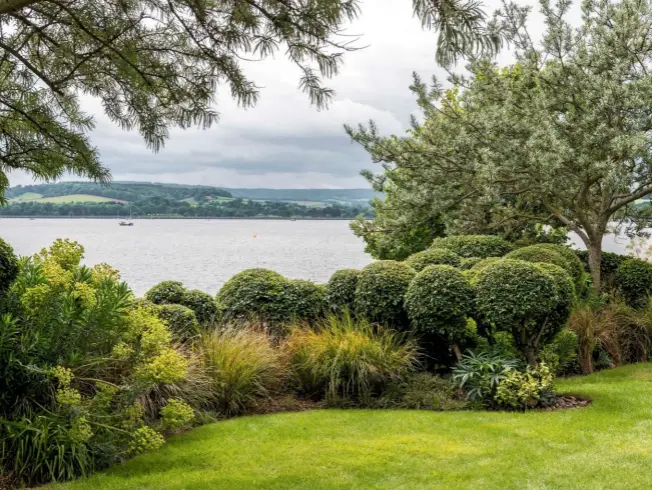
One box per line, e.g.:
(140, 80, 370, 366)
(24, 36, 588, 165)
(119, 207, 134, 226)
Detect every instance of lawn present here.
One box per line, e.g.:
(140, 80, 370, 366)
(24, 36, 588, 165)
(51, 364, 652, 490)
(9, 192, 43, 202)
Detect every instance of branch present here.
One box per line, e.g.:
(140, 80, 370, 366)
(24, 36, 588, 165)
(0, 0, 39, 15)
(607, 184, 652, 214)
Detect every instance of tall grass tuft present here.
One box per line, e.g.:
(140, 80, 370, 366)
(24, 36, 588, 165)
(200, 327, 286, 417)
(283, 314, 419, 402)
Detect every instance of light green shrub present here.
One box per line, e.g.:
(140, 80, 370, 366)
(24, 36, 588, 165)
(405, 248, 461, 271)
(459, 257, 483, 270)
(355, 261, 416, 328)
(494, 363, 555, 410)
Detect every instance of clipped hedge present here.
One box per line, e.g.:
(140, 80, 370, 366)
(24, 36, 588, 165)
(325, 269, 360, 313)
(615, 258, 652, 308)
(431, 235, 514, 259)
(473, 259, 559, 363)
(216, 268, 292, 326)
(180, 289, 219, 325)
(535, 244, 584, 287)
(0, 237, 18, 294)
(505, 245, 572, 278)
(155, 304, 200, 342)
(535, 262, 575, 339)
(405, 248, 461, 272)
(575, 249, 630, 291)
(355, 261, 416, 327)
(404, 265, 474, 341)
(285, 279, 325, 322)
(459, 257, 482, 270)
(145, 280, 186, 305)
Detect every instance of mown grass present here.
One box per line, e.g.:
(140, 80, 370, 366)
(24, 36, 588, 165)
(29, 194, 126, 203)
(51, 363, 652, 490)
(9, 192, 43, 202)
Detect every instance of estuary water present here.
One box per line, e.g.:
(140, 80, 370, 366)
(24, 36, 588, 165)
(0, 219, 372, 296)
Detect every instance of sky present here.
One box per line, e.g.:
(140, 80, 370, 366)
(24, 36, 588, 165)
(9, 0, 555, 190)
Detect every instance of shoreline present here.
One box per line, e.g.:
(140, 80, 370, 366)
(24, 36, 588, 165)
(0, 216, 354, 221)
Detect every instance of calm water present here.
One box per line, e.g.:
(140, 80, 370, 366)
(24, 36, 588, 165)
(0, 219, 372, 296)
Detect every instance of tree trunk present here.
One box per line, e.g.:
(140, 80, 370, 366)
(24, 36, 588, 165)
(524, 346, 537, 367)
(587, 241, 602, 294)
(452, 343, 462, 362)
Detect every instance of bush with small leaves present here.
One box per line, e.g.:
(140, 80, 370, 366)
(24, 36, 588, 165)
(459, 257, 482, 270)
(285, 279, 325, 322)
(180, 289, 218, 325)
(0, 237, 18, 294)
(155, 304, 200, 342)
(431, 235, 514, 259)
(473, 260, 559, 365)
(506, 244, 580, 288)
(535, 263, 575, 334)
(325, 269, 360, 313)
(145, 280, 186, 305)
(535, 244, 584, 288)
(216, 268, 292, 327)
(355, 261, 416, 328)
(405, 248, 461, 271)
(404, 265, 474, 358)
(615, 258, 652, 308)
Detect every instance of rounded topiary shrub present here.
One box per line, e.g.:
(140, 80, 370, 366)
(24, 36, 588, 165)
(325, 269, 360, 313)
(535, 244, 584, 287)
(145, 280, 186, 305)
(0, 237, 18, 294)
(473, 259, 558, 364)
(535, 262, 575, 335)
(464, 257, 503, 282)
(155, 304, 200, 341)
(405, 248, 461, 272)
(615, 258, 652, 308)
(285, 279, 325, 322)
(216, 268, 292, 325)
(180, 289, 219, 325)
(459, 257, 482, 270)
(431, 235, 514, 259)
(355, 261, 416, 328)
(404, 265, 474, 357)
(506, 244, 583, 288)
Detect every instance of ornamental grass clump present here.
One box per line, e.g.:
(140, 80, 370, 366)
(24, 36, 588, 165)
(284, 314, 418, 403)
(200, 327, 287, 417)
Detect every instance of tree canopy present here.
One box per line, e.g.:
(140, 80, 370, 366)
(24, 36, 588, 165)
(0, 0, 501, 199)
(348, 0, 652, 292)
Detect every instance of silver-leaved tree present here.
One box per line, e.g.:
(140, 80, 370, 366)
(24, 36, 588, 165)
(349, 0, 652, 292)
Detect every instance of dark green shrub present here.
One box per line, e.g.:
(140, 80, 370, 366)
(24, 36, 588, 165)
(285, 279, 325, 322)
(375, 373, 467, 410)
(325, 269, 360, 313)
(464, 257, 502, 282)
(459, 257, 482, 270)
(145, 280, 186, 304)
(155, 304, 200, 342)
(354, 261, 416, 327)
(575, 249, 629, 291)
(216, 268, 292, 326)
(534, 263, 575, 345)
(473, 260, 559, 364)
(405, 248, 461, 271)
(431, 235, 514, 259)
(615, 258, 652, 308)
(180, 289, 219, 325)
(404, 265, 474, 357)
(505, 245, 575, 281)
(535, 244, 584, 287)
(0, 237, 18, 294)
(540, 329, 578, 375)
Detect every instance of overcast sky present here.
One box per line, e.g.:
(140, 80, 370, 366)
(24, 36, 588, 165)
(11, 0, 556, 189)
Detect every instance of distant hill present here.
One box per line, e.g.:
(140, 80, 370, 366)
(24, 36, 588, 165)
(1, 182, 376, 219)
